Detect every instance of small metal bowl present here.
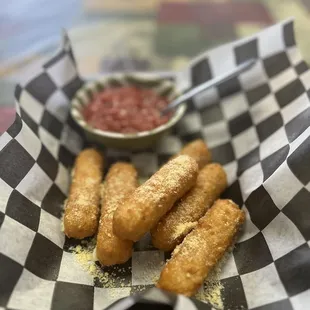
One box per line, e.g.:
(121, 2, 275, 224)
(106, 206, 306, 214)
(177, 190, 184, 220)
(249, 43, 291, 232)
(71, 73, 186, 149)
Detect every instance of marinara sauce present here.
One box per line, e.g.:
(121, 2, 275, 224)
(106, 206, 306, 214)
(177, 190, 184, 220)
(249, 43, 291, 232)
(83, 86, 172, 134)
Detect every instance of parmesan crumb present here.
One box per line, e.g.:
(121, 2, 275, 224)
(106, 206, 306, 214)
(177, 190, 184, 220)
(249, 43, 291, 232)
(60, 213, 65, 232)
(70, 238, 117, 288)
(195, 248, 233, 309)
(195, 271, 223, 309)
(172, 222, 197, 240)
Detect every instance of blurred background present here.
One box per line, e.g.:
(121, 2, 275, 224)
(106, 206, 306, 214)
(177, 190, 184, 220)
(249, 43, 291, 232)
(1, 0, 310, 132)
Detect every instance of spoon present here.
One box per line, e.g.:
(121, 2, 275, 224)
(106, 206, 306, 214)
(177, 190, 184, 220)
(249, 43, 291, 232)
(161, 58, 257, 115)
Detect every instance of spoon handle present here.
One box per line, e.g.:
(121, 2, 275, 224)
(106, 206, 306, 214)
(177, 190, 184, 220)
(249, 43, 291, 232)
(162, 58, 256, 115)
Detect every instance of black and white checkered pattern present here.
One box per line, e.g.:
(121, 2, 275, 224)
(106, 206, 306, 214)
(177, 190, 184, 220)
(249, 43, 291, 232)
(1, 19, 310, 310)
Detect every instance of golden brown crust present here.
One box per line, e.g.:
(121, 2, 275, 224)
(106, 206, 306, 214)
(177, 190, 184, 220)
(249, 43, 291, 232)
(172, 139, 211, 169)
(113, 155, 199, 241)
(157, 199, 245, 296)
(64, 148, 104, 239)
(151, 163, 227, 251)
(96, 162, 138, 266)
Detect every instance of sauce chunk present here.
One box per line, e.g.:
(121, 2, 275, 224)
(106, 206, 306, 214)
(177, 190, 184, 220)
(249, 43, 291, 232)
(83, 86, 172, 134)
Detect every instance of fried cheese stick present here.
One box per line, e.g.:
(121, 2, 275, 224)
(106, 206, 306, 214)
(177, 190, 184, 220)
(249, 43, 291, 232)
(64, 148, 104, 239)
(157, 199, 245, 296)
(172, 139, 211, 169)
(96, 162, 138, 266)
(113, 155, 198, 241)
(151, 163, 227, 251)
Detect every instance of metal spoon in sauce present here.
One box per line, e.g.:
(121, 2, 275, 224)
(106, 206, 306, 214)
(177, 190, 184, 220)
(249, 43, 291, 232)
(161, 58, 256, 115)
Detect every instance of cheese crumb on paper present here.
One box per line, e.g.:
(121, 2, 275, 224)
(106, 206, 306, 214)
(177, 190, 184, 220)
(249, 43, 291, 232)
(195, 249, 235, 309)
(66, 228, 234, 307)
(195, 274, 223, 309)
(69, 238, 116, 288)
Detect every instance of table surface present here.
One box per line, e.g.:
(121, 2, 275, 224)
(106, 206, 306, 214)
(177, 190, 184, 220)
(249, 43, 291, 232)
(2, 0, 310, 133)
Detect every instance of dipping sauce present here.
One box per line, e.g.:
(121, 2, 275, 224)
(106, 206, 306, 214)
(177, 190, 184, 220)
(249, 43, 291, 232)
(83, 86, 172, 134)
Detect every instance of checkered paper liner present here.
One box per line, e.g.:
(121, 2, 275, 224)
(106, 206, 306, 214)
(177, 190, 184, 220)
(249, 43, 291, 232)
(1, 18, 310, 310)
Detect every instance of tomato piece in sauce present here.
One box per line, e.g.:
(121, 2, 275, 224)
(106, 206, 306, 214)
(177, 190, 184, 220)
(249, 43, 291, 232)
(83, 86, 172, 133)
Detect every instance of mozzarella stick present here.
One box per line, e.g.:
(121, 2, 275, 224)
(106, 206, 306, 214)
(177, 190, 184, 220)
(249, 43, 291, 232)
(113, 155, 198, 241)
(172, 139, 211, 169)
(64, 148, 103, 239)
(151, 163, 227, 251)
(96, 162, 138, 266)
(157, 199, 245, 297)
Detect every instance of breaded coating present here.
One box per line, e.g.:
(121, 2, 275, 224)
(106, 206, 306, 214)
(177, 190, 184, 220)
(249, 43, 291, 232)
(113, 155, 199, 241)
(151, 163, 227, 251)
(157, 199, 245, 296)
(96, 162, 138, 266)
(173, 139, 211, 169)
(64, 148, 103, 239)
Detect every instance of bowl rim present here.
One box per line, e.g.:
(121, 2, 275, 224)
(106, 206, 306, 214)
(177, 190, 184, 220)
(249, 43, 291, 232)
(70, 73, 187, 140)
